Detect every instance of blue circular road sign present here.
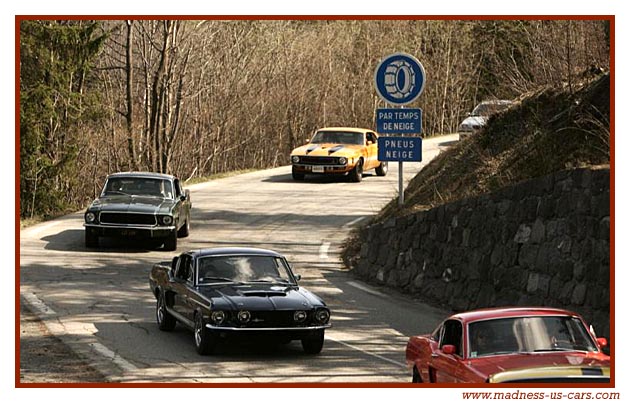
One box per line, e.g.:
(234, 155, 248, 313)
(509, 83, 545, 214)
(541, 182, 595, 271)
(374, 52, 426, 105)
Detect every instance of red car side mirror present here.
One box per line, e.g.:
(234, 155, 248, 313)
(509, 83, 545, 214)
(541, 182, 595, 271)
(442, 344, 456, 355)
(597, 338, 608, 348)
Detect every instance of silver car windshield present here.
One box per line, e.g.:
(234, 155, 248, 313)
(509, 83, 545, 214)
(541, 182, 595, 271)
(102, 177, 174, 199)
(197, 255, 294, 285)
(471, 101, 512, 116)
(468, 316, 598, 358)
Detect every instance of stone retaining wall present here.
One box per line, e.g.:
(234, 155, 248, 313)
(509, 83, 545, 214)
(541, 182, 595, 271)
(351, 167, 611, 338)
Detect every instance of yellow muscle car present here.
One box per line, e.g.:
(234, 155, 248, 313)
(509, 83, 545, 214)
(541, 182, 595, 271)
(290, 127, 388, 182)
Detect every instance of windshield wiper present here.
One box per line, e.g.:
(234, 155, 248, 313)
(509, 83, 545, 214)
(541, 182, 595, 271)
(199, 277, 241, 284)
(105, 190, 130, 196)
(245, 279, 291, 285)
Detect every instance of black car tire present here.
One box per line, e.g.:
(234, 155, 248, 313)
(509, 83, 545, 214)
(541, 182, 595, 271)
(349, 159, 363, 182)
(85, 229, 99, 248)
(375, 161, 388, 176)
(164, 229, 177, 251)
(292, 166, 305, 181)
(194, 312, 217, 355)
(156, 292, 176, 331)
(301, 329, 325, 354)
(177, 216, 190, 238)
(412, 366, 422, 383)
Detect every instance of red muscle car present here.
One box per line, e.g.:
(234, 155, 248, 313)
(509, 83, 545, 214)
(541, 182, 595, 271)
(405, 307, 610, 383)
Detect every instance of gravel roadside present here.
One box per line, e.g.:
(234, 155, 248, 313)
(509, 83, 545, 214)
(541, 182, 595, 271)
(19, 300, 107, 384)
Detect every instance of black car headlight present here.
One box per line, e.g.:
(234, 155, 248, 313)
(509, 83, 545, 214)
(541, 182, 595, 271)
(160, 215, 173, 225)
(211, 311, 225, 325)
(85, 212, 96, 223)
(338, 157, 347, 165)
(314, 308, 330, 324)
(291, 155, 300, 163)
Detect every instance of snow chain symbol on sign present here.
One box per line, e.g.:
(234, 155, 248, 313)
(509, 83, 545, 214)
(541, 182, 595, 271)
(384, 60, 416, 99)
(374, 52, 426, 105)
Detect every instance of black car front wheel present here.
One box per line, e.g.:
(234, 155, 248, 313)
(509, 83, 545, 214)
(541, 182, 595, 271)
(164, 229, 177, 251)
(156, 292, 176, 331)
(301, 329, 325, 354)
(194, 313, 217, 355)
(177, 216, 190, 238)
(85, 229, 99, 248)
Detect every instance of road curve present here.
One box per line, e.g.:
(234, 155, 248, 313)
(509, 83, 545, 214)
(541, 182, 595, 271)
(19, 134, 457, 383)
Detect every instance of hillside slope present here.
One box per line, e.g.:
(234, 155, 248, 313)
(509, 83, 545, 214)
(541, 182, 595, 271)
(377, 71, 610, 222)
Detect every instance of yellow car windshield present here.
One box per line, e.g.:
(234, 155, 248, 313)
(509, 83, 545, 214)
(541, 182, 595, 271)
(311, 131, 364, 145)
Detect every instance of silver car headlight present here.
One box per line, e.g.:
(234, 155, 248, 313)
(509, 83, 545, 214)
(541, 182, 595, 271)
(211, 311, 225, 324)
(338, 157, 347, 165)
(314, 308, 330, 324)
(294, 310, 307, 323)
(85, 212, 96, 223)
(161, 216, 173, 225)
(291, 155, 300, 163)
(237, 310, 251, 323)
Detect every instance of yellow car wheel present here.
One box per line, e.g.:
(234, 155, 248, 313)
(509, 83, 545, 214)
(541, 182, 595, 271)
(349, 159, 363, 183)
(376, 161, 388, 176)
(292, 166, 305, 181)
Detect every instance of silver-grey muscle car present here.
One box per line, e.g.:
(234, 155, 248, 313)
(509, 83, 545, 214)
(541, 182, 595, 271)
(84, 172, 191, 250)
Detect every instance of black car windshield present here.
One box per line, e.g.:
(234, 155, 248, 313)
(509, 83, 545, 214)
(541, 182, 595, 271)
(468, 316, 598, 358)
(310, 131, 364, 145)
(102, 177, 174, 199)
(197, 255, 294, 285)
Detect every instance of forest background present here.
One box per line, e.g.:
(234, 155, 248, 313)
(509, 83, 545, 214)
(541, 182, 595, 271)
(19, 19, 610, 220)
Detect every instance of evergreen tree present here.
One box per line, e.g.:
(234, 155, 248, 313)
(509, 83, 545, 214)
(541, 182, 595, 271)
(20, 20, 106, 218)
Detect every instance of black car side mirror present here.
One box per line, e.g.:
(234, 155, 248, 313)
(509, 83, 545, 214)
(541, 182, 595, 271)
(294, 274, 302, 282)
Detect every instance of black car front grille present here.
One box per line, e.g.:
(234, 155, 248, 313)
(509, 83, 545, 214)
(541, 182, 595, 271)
(99, 212, 157, 226)
(239, 311, 307, 328)
(299, 156, 339, 165)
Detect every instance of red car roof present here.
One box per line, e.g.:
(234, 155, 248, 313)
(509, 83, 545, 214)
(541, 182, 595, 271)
(451, 307, 581, 324)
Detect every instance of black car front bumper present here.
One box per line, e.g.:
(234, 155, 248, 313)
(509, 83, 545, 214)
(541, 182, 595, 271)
(85, 223, 175, 239)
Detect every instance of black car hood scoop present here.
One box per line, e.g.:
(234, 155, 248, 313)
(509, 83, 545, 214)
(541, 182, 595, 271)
(240, 290, 287, 297)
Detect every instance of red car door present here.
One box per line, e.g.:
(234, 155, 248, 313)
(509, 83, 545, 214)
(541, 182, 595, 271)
(430, 319, 465, 383)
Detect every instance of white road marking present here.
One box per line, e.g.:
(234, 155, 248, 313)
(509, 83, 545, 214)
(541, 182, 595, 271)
(319, 242, 330, 260)
(342, 216, 365, 228)
(326, 335, 406, 368)
(22, 292, 56, 316)
(90, 342, 138, 373)
(21, 292, 138, 374)
(347, 280, 389, 298)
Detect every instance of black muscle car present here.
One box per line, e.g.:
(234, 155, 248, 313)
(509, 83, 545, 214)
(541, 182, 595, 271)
(84, 172, 191, 250)
(149, 248, 331, 355)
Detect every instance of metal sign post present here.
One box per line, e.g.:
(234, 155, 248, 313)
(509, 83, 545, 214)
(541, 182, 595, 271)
(374, 52, 426, 207)
(399, 159, 404, 206)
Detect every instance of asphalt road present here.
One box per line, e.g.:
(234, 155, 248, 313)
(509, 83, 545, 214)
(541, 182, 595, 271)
(19, 134, 458, 383)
